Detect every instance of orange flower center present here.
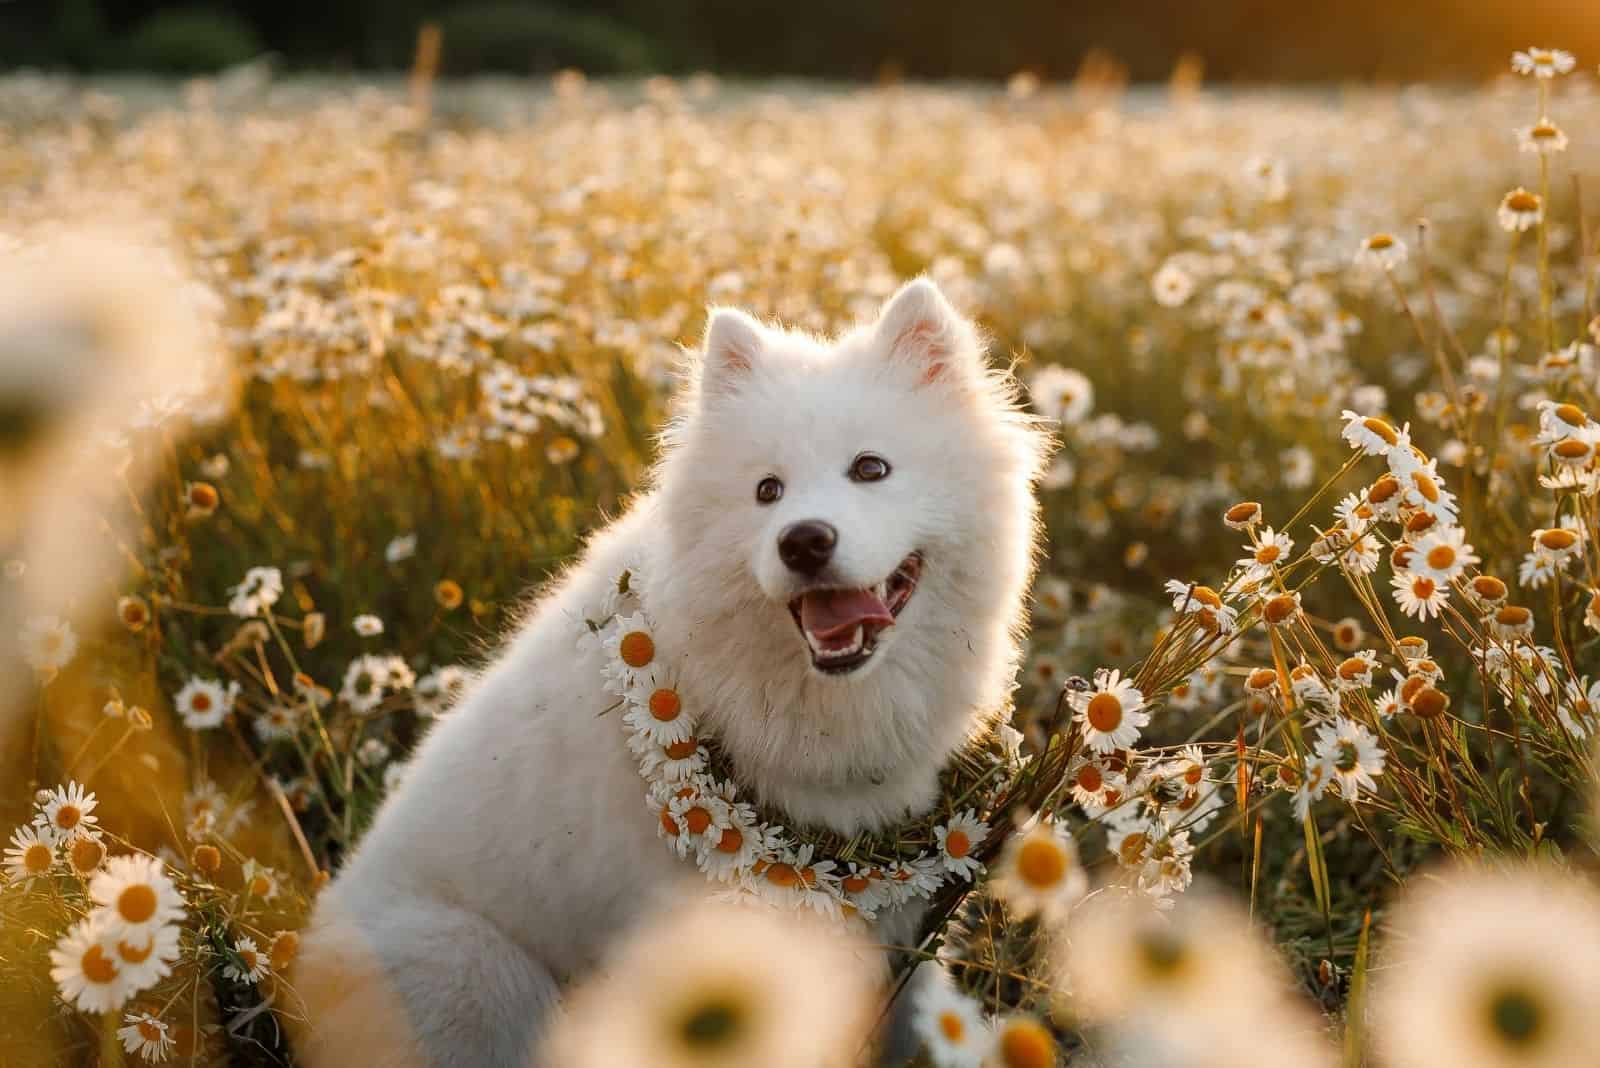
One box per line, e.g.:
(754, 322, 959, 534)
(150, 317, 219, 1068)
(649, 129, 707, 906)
(842, 875, 870, 893)
(765, 863, 800, 887)
(1554, 439, 1591, 460)
(1362, 417, 1398, 444)
(1085, 693, 1123, 732)
(1224, 502, 1261, 525)
(119, 884, 159, 925)
(119, 937, 154, 964)
(619, 631, 655, 668)
(69, 838, 103, 873)
(1425, 545, 1455, 570)
(664, 739, 699, 760)
(1556, 403, 1588, 426)
(683, 806, 712, 835)
(138, 1020, 164, 1042)
(270, 932, 300, 971)
(1017, 837, 1066, 889)
(81, 944, 118, 985)
(1368, 475, 1400, 504)
(1254, 544, 1281, 564)
(192, 694, 212, 712)
(1117, 832, 1148, 867)
(998, 1018, 1056, 1068)
(660, 809, 680, 836)
(1184, 765, 1203, 786)
(1539, 528, 1578, 552)
(1264, 594, 1298, 625)
(1246, 668, 1278, 691)
(648, 688, 681, 722)
(939, 1010, 965, 1042)
(945, 830, 972, 858)
(1411, 688, 1448, 719)
(23, 842, 52, 874)
(1505, 190, 1541, 213)
(239, 948, 259, 970)
(715, 828, 743, 854)
(56, 805, 81, 830)
(1338, 658, 1366, 681)
(1076, 764, 1103, 793)
(249, 874, 273, 897)
(1497, 606, 1532, 627)
(1410, 472, 1439, 503)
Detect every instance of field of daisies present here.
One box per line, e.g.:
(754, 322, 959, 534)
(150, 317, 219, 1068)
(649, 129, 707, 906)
(7, 45, 1600, 1068)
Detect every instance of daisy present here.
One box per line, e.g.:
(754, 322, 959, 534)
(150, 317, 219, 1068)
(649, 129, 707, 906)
(1468, 575, 1510, 612)
(992, 818, 1087, 918)
(90, 854, 186, 940)
(1162, 581, 1237, 635)
(1532, 526, 1582, 564)
(20, 615, 78, 674)
(1410, 526, 1478, 585)
(120, 1012, 175, 1063)
(600, 613, 657, 686)
(1313, 716, 1385, 799)
(1498, 188, 1543, 232)
(1399, 463, 1459, 524)
(414, 665, 469, 717)
(35, 781, 100, 843)
(4, 823, 57, 885)
(51, 911, 131, 1013)
(1340, 410, 1405, 457)
(1374, 866, 1600, 1068)
(253, 703, 300, 742)
(339, 654, 391, 713)
(1291, 757, 1332, 820)
(173, 677, 238, 730)
(1151, 261, 1195, 307)
(1071, 668, 1149, 754)
(111, 921, 182, 993)
(351, 613, 385, 636)
(241, 858, 280, 900)
(1028, 364, 1094, 425)
(1222, 501, 1262, 530)
(223, 936, 270, 984)
(993, 1016, 1055, 1068)
(1236, 526, 1293, 584)
(1511, 47, 1576, 77)
(1354, 233, 1407, 272)
(1391, 571, 1449, 621)
(1518, 118, 1569, 155)
(1261, 590, 1303, 627)
(913, 979, 992, 1068)
(933, 809, 989, 881)
(226, 566, 282, 618)
(384, 533, 418, 563)
(1067, 756, 1120, 808)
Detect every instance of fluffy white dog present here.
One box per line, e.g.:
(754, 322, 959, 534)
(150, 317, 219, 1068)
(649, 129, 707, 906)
(291, 278, 1049, 1067)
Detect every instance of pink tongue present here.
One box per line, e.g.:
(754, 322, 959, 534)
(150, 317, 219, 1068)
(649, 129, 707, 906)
(800, 588, 895, 642)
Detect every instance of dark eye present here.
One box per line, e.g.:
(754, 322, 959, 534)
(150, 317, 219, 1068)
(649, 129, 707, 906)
(755, 476, 784, 503)
(849, 453, 891, 482)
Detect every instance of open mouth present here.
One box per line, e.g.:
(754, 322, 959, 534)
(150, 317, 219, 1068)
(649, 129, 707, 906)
(787, 552, 922, 674)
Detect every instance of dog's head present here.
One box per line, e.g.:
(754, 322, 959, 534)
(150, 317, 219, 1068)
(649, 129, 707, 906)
(650, 278, 1051, 818)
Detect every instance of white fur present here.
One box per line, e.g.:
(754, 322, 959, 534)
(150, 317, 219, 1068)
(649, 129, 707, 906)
(290, 278, 1051, 1067)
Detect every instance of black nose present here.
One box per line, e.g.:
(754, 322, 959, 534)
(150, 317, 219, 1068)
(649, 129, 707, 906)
(778, 520, 837, 576)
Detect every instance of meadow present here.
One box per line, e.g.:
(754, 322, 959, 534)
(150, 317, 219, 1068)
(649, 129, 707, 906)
(5, 51, 1600, 1066)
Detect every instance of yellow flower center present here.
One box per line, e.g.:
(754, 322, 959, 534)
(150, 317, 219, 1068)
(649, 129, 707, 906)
(1425, 545, 1456, 570)
(1254, 544, 1281, 564)
(119, 937, 154, 964)
(939, 1010, 965, 1042)
(1085, 693, 1123, 732)
(1362, 417, 1398, 444)
(1017, 836, 1066, 889)
(1366, 234, 1395, 251)
(998, 1018, 1056, 1068)
(1556, 403, 1588, 427)
(945, 829, 972, 858)
(648, 688, 681, 722)
(23, 842, 52, 874)
(81, 944, 118, 984)
(619, 630, 655, 668)
(119, 884, 159, 925)
(1410, 471, 1440, 503)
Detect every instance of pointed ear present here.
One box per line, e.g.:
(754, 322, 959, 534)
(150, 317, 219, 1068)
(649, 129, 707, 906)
(700, 307, 764, 396)
(872, 277, 976, 384)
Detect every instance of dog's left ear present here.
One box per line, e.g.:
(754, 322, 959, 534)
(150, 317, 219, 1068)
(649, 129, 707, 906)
(873, 277, 978, 384)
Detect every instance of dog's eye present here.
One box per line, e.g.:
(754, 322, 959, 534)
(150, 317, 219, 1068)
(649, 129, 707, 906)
(755, 476, 784, 503)
(849, 453, 891, 483)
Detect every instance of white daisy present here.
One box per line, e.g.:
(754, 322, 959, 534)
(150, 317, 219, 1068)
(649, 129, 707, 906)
(351, 613, 385, 637)
(339, 654, 391, 713)
(1340, 410, 1406, 457)
(223, 936, 270, 984)
(173, 677, 238, 730)
(933, 809, 989, 881)
(34, 781, 100, 843)
(1028, 364, 1094, 424)
(1354, 234, 1407, 271)
(110, 921, 182, 994)
(600, 612, 657, 687)
(119, 1012, 176, 1063)
(226, 566, 283, 618)
(1391, 571, 1449, 621)
(913, 979, 993, 1068)
(1333, 650, 1380, 692)
(384, 533, 418, 564)
(1314, 716, 1386, 799)
(622, 680, 696, 747)
(50, 912, 130, 1013)
(1290, 756, 1332, 820)
(241, 858, 280, 900)
(1071, 668, 1149, 754)
(1410, 526, 1478, 586)
(4, 823, 57, 885)
(89, 853, 186, 941)
(414, 665, 469, 717)
(1511, 47, 1576, 77)
(20, 615, 78, 674)
(992, 818, 1087, 918)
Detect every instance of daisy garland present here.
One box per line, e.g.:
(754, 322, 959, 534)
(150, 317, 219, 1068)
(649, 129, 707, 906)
(585, 565, 1011, 923)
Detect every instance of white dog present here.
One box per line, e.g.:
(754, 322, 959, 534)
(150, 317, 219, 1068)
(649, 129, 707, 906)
(291, 278, 1049, 1067)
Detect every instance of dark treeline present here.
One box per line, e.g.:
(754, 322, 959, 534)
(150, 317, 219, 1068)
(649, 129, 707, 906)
(7, 0, 1600, 82)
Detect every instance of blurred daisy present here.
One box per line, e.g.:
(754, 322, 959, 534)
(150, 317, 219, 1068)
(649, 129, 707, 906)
(352, 613, 385, 637)
(993, 817, 1087, 918)
(1071, 668, 1149, 754)
(242, 858, 280, 900)
(50, 912, 129, 1013)
(120, 1012, 175, 1062)
(414, 665, 469, 717)
(913, 979, 992, 1068)
(1511, 48, 1576, 78)
(1355, 233, 1407, 271)
(173, 677, 238, 729)
(384, 533, 417, 563)
(544, 897, 873, 1068)
(20, 615, 78, 674)
(992, 1016, 1055, 1068)
(226, 565, 282, 618)
(1152, 262, 1196, 308)
(1340, 410, 1405, 457)
(1028, 364, 1094, 425)
(1498, 188, 1543, 232)
(35, 781, 99, 842)
(111, 920, 181, 993)
(1375, 866, 1600, 1068)
(1518, 118, 1569, 155)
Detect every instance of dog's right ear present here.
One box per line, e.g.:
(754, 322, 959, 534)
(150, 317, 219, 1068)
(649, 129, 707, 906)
(699, 307, 763, 397)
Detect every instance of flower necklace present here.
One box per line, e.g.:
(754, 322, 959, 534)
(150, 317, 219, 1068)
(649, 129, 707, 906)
(584, 563, 1020, 922)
